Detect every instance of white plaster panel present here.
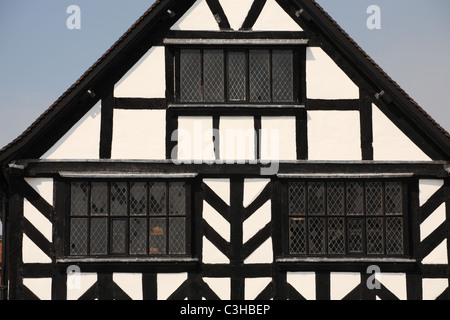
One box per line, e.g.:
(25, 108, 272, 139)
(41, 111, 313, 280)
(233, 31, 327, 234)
(422, 278, 448, 300)
(220, 116, 255, 162)
(203, 178, 230, 206)
(243, 238, 273, 264)
(422, 240, 448, 265)
(419, 179, 444, 206)
(203, 201, 230, 242)
(381, 273, 407, 300)
(287, 272, 316, 300)
(157, 273, 188, 300)
(372, 104, 431, 161)
(114, 46, 166, 98)
(243, 201, 271, 243)
(306, 47, 359, 99)
(243, 178, 270, 208)
(307, 111, 361, 160)
(41, 101, 101, 160)
(203, 236, 230, 264)
(22, 234, 52, 264)
(219, 0, 254, 30)
(203, 278, 231, 300)
(111, 109, 166, 160)
(177, 116, 215, 162)
(23, 278, 52, 300)
(25, 178, 54, 205)
(24, 200, 52, 242)
(420, 203, 446, 241)
(260, 116, 296, 161)
(113, 273, 143, 300)
(244, 278, 272, 300)
(67, 273, 98, 301)
(171, 0, 219, 31)
(330, 272, 361, 300)
(252, 0, 302, 31)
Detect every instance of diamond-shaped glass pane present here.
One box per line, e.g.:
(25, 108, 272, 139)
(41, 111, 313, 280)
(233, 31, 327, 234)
(130, 182, 147, 215)
(249, 50, 270, 102)
(348, 218, 363, 253)
(289, 218, 306, 254)
(71, 182, 89, 216)
(149, 218, 166, 255)
(308, 182, 325, 215)
(204, 50, 225, 102)
(228, 51, 246, 101)
(347, 182, 364, 215)
(289, 182, 306, 215)
(111, 182, 128, 216)
(272, 50, 294, 102)
(149, 182, 166, 215)
(327, 182, 344, 215)
(90, 218, 107, 255)
(180, 49, 202, 102)
(130, 218, 147, 255)
(169, 182, 186, 215)
(70, 218, 87, 255)
(328, 218, 345, 254)
(386, 217, 404, 254)
(385, 182, 402, 215)
(367, 218, 384, 254)
(91, 182, 108, 216)
(169, 217, 186, 255)
(111, 219, 126, 254)
(308, 218, 325, 254)
(366, 182, 383, 215)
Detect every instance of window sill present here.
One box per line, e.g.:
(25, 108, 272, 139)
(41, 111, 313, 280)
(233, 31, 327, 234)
(276, 257, 416, 264)
(56, 257, 199, 264)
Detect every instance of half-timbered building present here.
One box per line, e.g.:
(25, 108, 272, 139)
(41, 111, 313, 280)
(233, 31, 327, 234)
(0, 0, 449, 300)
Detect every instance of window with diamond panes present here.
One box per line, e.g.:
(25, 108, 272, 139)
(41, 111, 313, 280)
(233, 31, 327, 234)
(177, 48, 297, 104)
(287, 181, 406, 257)
(69, 181, 189, 257)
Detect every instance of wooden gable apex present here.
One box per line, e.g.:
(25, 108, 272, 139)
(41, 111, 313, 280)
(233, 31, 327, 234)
(0, 0, 449, 166)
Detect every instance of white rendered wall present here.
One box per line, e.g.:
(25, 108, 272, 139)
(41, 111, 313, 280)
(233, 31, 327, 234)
(171, 0, 219, 31)
(252, 0, 302, 31)
(220, 116, 255, 162)
(111, 109, 166, 160)
(260, 116, 296, 161)
(372, 104, 431, 161)
(177, 116, 215, 162)
(41, 101, 101, 160)
(306, 47, 359, 99)
(307, 111, 361, 161)
(114, 46, 166, 98)
(23, 278, 52, 300)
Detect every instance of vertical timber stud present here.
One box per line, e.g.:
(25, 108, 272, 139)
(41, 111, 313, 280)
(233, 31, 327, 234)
(359, 88, 374, 160)
(7, 171, 25, 300)
(100, 88, 114, 159)
(297, 46, 308, 160)
(230, 179, 244, 300)
(445, 179, 450, 299)
(407, 180, 422, 300)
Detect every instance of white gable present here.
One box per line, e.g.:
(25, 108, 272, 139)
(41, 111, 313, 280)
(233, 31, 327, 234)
(41, 101, 101, 160)
(372, 104, 431, 161)
(306, 47, 359, 99)
(170, 0, 219, 31)
(114, 46, 166, 98)
(253, 0, 302, 31)
(219, 0, 254, 30)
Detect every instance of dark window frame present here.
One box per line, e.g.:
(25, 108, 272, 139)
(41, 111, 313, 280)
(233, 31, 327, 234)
(282, 179, 410, 258)
(170, 45, 303, 105)
(64, 179, 192, 259)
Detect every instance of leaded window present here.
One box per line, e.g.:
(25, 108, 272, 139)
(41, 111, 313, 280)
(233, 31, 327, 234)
(177, 48, 297, 104)
(287, 181, 406, 257)
(69, 181, 189, 257)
